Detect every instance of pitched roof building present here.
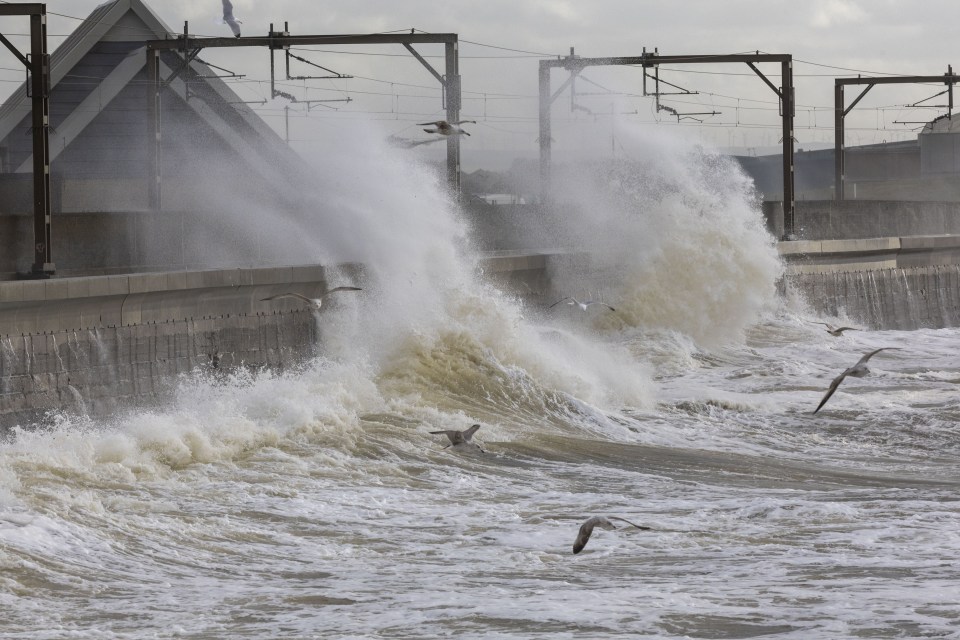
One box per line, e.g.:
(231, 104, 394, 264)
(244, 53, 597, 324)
(0, 0, 303, 213)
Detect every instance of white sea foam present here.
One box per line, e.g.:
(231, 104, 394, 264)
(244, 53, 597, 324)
(3, 125, 960, 638)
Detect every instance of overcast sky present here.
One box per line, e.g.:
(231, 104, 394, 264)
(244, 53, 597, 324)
(2, 1, 959, 167)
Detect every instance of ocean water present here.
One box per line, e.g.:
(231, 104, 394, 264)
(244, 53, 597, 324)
(2, 128, 960, 639)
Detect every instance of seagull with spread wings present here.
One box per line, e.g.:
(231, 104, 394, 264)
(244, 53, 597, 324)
(418, 120, 477, 136)
(260, 286, 361, 311)
(429, 424, 484, 452)
(813, 347, 898, 413)
(811, 321, 859, 337)
(573, 516, 651, 554)
(221, 0, 241, 38)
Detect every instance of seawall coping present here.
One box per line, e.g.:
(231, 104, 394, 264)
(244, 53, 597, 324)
(900, 235, 960, 250)
(778, 240, 821, 256)
(820, 237, 901, 254)
(0, 264, 337, 304)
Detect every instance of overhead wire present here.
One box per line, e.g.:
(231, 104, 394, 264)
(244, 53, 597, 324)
(0, 2, 946, 145)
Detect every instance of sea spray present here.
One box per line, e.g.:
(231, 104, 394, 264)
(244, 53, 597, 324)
(541, 125, 783, 346)
(295, 124, 656, 413)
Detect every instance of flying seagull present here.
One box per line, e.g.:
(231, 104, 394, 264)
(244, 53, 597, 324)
(573, 516, 651, 554)
(430, 424, 484, 452)
(260, 286, 361, 311)
(549, 296, 616, 312)
(813, 347, 898, 414)
(811, 321, 859, 337)
(222, 0, 241, 38)
(418, 120, 477, 136)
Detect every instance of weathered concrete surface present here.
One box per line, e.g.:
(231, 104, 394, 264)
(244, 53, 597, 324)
(784, 265, 960, 331)
(781, 235, 960, 329)
(779, 235, 960, 273)
(0, 312, 319, 427)
(3, 238, 960, 429)
(0, 261, 353, 429)
(0, 253, 550, 429)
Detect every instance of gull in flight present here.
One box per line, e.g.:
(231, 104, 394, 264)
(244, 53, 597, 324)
(811, 321, 859, 337)
(813, 347, 898, 413)
(260, 286, 361, 311)
(429, 424, 484, 452)
(221, 0, 241, 38)
(418, 120, 477, 136)
(573, 516, 651, 554)
(549, 296, 616, 312)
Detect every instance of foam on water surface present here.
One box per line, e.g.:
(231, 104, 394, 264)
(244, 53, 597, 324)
(2, 125, 959, 638)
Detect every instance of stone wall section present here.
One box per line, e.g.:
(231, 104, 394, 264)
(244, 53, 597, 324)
(0, 310, 317, 429)
(785, 264, 960, 331)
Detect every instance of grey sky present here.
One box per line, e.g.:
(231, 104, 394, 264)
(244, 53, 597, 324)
(2, 1, 958, 167)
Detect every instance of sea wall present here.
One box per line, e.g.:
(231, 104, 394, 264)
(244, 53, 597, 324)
(780, 235, 960, 330)
(0, 253, 548, 430)
(3, 232, 960, 428)
(0, 313, 317, 426)
(784, 265, 960, 331)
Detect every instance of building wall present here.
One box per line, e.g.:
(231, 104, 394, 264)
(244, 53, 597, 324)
(734, 142, 923, 201)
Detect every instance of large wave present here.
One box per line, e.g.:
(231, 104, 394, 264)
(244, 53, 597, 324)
(541, 126, 783, 346)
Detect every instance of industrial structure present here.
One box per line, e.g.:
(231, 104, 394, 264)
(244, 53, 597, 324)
(540, 49, 797, 238)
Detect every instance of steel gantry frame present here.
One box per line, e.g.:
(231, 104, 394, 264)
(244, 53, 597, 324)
(145, 31, 461, 209)
(0, 3, 53, 276)
(540, 51, 797, 239)
(834, 67, 960, 201)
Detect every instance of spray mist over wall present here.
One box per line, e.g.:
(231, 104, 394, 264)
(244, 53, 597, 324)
(538, 125, 783, 346)
(136, 114, 781, 409)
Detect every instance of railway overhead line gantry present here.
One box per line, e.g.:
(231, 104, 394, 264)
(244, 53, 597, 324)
(539, 50, 797, 239)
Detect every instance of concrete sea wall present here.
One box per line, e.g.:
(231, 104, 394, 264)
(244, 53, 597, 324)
(780, 235, 960, 330)
(0, 253, 548, 430)
(785, 265, 960, 331)
(3, 232, 960, 428)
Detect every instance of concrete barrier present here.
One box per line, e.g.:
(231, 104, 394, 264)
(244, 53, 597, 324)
(0, 254, 550, 429)
(2, 240, 960, 429)
(779, 235, 960, 273)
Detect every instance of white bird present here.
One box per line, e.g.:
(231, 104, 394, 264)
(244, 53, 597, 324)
(549, 296, 615, 312)
(813, 347, 898, 414)
(222, 0, 241, 38)
(573, 516, 651, 554)
(429, 424, 484, 452)
(811, 321, 859, 337)
(260, 286, 361, 311)
(418, 120, 476, 136)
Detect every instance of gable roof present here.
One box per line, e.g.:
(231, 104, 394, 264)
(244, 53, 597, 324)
(0, 0, 298, 187)
(0, 0, 170, 142)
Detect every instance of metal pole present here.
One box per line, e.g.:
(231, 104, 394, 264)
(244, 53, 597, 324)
(781, 58, 795, 239)
(29, 8, 53, 274)
(834, 82, 844, 201)
(146, 48, 161, 210)
(538, 62, 551, 203)
(444, 39, 461, 197)
(949, 65, 954, 118)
